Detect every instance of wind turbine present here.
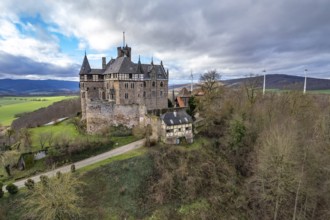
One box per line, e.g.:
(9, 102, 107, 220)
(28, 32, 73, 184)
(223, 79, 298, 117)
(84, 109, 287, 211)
(303, 69, 308, 94)
(262, 70, 266, 96)
(190, 70, 193, 94)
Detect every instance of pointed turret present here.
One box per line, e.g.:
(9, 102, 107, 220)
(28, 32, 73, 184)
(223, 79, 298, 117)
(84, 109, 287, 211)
(79, 54, 91, 75)
(137, 55, 143, 73)
(151, 57, 154, 65)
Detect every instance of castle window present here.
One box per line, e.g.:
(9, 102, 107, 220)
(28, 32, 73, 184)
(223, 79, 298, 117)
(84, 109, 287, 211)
(160, 91, 163, 97)
(82, 92, 85, 98)
(125, 83, 128, 88)
(94, 87, 96, 90)
(131, 83, 134, 88)
(152, 91, 156, 97)
(152, 81, 155, 87)
(143, 82, 146, 87)
(129, 73, 132, 79)
(125, 93, 128, 99)
(160, 82, 163, 87)
(143, 91, 146, 97)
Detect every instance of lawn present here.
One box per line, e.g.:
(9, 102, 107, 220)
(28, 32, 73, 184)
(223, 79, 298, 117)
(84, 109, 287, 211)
(0, 96, 76, 126)
(30, 119, 80, 151)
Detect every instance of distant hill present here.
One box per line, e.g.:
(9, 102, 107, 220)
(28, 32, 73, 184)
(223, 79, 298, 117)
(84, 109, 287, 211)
(169, 74, 330, 91)
(0, 79, 79, 95)
(223, 74, 330, 90)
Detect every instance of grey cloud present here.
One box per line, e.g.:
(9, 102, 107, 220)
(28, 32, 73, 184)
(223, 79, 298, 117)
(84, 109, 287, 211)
(0, 51, 80, 78)
(4, 0, 330, 79)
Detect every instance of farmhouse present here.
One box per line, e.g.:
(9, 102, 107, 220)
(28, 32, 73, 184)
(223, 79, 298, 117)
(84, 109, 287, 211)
(160, 110, 193, 144)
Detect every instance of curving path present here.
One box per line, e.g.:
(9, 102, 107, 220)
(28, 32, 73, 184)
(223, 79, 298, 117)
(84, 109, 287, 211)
(6, 139, 145, 190)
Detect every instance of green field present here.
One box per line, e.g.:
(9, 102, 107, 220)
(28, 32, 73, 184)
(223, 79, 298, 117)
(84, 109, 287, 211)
(0, 96, 76, 126)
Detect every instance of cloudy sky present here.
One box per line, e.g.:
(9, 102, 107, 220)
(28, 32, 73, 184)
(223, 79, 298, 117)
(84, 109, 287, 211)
(0, 0, 330, 83)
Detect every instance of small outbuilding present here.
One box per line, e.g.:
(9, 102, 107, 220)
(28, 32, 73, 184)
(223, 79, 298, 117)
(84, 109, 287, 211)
(160, 110, 193, 144)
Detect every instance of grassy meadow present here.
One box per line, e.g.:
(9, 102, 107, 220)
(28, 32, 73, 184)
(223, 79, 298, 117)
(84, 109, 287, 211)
(0, 96, 76, 126)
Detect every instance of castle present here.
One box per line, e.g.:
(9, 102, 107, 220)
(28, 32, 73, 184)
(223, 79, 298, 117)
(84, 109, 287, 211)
(79, 44, 169, 133)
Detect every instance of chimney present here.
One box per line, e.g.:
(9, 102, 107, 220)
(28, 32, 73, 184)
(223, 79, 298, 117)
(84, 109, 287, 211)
(102, 57, 106, 69)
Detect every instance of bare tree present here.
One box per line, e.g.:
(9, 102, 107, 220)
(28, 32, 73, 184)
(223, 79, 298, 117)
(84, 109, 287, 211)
(243, 74, 262, 105)
(38, 132, 54, 149)
(5, 128, 15, 146)
(23, 173, 84, 220)
(199, 70, 221, 94)
(18, 128, 32, 152)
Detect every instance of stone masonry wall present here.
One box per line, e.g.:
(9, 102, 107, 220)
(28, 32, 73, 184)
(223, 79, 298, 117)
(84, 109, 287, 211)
(85, 100, 147, 134)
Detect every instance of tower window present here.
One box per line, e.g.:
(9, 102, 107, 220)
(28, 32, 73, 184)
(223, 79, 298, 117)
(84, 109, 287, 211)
(143, 91, 146, 97)
(160, 91, 163, 97)
(125, 83, 128, 88)
(131, 83, 134, 88)
(143, 82, 146, 87)
(160, 82, 163, 87)
(125, 93, 128, 99)
(152, 81, 155, 87)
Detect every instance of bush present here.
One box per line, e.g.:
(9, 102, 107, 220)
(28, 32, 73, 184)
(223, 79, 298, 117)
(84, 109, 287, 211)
(0, 182, 4, 198)
(71, 164, 76, 173)
(108, 125, 132, 137)
(40, 175, 49, 186)
(24, 179, 35, 190)
(6, 183, 18, 195)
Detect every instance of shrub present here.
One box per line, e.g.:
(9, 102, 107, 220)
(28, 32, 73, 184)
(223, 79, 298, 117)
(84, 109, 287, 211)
(108, 125, 132, 137)
(0, 182, 4, 198)
(71, 164, 76, 173)
(56, 171, 62, 179)
(40, 175, 49, 186)
(6, 183, 18, 195)
(24, 179, 35, 190)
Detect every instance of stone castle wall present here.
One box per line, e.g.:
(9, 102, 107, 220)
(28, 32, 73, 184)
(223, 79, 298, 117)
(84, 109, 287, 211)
(85, 100, 147, 133)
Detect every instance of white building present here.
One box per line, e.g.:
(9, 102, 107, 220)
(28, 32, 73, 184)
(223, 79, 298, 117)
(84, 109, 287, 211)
(160, 111, 193, 144)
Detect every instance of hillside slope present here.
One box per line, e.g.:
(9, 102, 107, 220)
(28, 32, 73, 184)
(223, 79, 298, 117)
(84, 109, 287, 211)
(223, 74, 330, 90)
(0, 79, 78, 95)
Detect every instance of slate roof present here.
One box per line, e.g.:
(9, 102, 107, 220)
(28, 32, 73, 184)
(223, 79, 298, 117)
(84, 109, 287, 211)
(161, 111, 193, 126)
(79, 55, 92, 75)
(105, 57, 136, 74)
(80, 51, 168, 80)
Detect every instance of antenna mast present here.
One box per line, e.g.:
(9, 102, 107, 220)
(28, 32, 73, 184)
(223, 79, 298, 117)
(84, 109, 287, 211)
(262, 70, 266, 96)
(303, 69, 307, 94)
